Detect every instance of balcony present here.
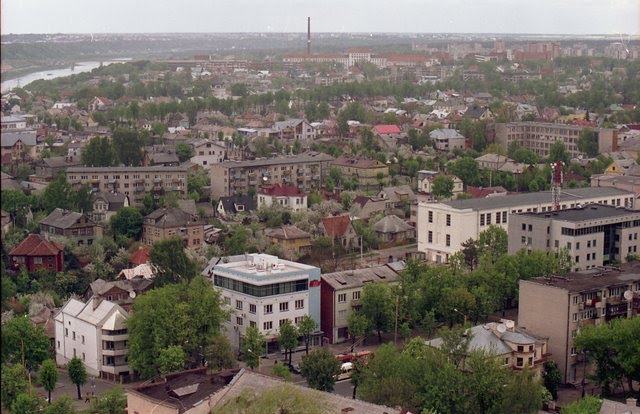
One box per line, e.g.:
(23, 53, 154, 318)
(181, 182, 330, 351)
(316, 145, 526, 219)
(102, 347, 128, 356)
(606, 303, 628, 319)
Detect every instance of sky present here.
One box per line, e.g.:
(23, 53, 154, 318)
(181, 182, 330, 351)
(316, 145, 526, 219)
(1, 0, 639, 35)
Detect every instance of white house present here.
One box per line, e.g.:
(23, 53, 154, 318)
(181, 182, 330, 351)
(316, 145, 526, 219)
(417, 170, 464, 196)
(1, 115, 27, 130)
(54, 297, 130, 381)
(190, 138, 228, 169)
(257, 183, 308, 212)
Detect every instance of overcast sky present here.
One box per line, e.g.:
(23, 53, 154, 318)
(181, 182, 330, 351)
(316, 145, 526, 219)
(2, 0, 638, 35)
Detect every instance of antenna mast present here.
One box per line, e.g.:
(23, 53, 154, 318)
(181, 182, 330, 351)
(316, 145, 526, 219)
(551, 161, 563, 211)
(307, 17, 311, 55)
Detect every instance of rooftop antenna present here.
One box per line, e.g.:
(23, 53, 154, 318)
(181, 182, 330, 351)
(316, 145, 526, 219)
(307, 17, 311, 56)
(551, 160, 563, 211)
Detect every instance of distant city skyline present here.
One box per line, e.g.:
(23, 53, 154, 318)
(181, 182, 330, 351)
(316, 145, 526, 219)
(1, 0, 638, 36)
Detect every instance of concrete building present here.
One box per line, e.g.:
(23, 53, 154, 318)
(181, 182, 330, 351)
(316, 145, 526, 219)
(591, 173, 640, 200)
(508, 205, 640, 271)
(190, 138, 228, 169)
(141, 207, 204, 249)
(430, 128, 466, 151)
(418, 187, 635, 263)
(320, 263, 403, 344)
(66, 166, 188, 207)
(494, 122, 617, 159)
(210, 152, 333, 199)
(331, 157, 389, 190)
(257, 183, 307, 212)
(208, 254, 321, 352)
(518, 263, 640, 384)
(55, 297, 130, 381)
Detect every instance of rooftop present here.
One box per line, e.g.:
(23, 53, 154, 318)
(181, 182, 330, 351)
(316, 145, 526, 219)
(517, 204, 640, 222)
(322, 263, 404, 290)
(523, 262, 640, 294)
(216, 152, 333, 169)
(67, 165, 188, 173)
(213, 253, 318, 282)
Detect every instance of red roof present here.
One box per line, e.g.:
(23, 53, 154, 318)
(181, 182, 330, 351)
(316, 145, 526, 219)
(130, 245, 151, 266)
(322, 215, 352, 238)
(9, 234, 64, 257)
(373, 124, 401, 135)
(259, 183, 306, 197)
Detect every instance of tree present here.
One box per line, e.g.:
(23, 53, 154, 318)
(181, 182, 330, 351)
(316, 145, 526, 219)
(460, 238, 479, 270)
(1, 364, 29, 410)
(578, 128, 599, 157)
(560, 396, 602, 414)
(437, 325, 472, 369)
(447, 157, 479, 187)
(68, 356, 87, 400)
(543, 360, 562, 400)
(11, 393, 43, 414)
(42, 173, 74, 214)
(127, 276, 224, 378)
(241, 326, 265, 370)
(360, 282, 394, 343)
(347, 312, 370, 352)
(175, 142, 193, 162)
(39, 359, 58, 404)
(81, 136, 117, 167)
(1, 189, 31, 226)
(1, 315, 51, 371)
(500, 367, 544, 414)
(272, 363, 293, 382)
(204, 335, 235, 371)
(42, 395, 74, 414)
(297, 315, 318, 356)
(109, 207, 143, 240)
(149, 237, 198, 286)
(431, 175, 454, 199)
(300, 348, 341, 392)
(278, 320, 299, 366)
(465, 350, 510, 414)
(477, 225, 508, 263)
(158, 345, 186, 375)
(88, 387, 127, 414)
(111, 127, 144, 166)
(549, 141, 570, 164)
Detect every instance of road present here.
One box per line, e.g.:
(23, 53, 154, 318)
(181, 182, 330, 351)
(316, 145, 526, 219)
(32, 369, 118, 410)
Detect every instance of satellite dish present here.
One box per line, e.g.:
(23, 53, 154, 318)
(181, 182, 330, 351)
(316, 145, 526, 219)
(624, 290, 634, 301)
(504, 320, 515, 329)
(497, 324, 507, 333)
(129, 291, 137, 299)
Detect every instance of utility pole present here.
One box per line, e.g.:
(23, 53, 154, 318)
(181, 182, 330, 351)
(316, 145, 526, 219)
(394, 294, 399, 344)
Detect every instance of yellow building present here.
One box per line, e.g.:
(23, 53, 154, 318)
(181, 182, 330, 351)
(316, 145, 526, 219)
(332, 156, 389, 189)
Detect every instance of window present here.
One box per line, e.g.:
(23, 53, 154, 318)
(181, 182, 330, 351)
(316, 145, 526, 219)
(250, 321, 257, 328)
(279, 319, 289, 327)
(528, 224, 532, 231)
(72, 331, 76, 340)
(82, 352, 86, 361)
(223, 297, 231, 305)
(34, 257, 42, 264)
(338, 293, 347, 303)
(445, 234, 451, 247)
(504, 357, 510, 365)
(572, 313, 578, 322)
(236, 300, 243, 310)
(570, 347, 577, 356)
(65, 328, 69, 337)
(517, 345, 524, 352)
(352, 291, 361, 300)
(428, 211, 433, 223)
(446, 214, 451, 226)
(486, 214, 492, 225)
(428, 231, 433, 243)
(236, 317, 243, 326)
(279, 302, 289, 312)
(338, 309, 347, 320)
(502, 211, 507, 223)
(81, 335, 85, 344)
(575, 256, 579, 263)
(295, 299, 304, 309)
(554, 240, 559, 248)
(263, 321, 273, 330)
(528, 357, 533, 366)
(481, 214, 485, 226)
(567, 242, 572, 250)
(295, 316, 304, 324)
(576, 242, 580, 250)
(264, 304, 273, 314)
(249, 304, 256, 314)
(516, 357, 523, 367)
(496, 212, 501, 224)
(521, 236, 526, 244)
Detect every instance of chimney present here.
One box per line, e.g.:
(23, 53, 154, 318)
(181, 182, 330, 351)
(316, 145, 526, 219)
(626, 398, 637, 409)
(307, 17, 311, 55)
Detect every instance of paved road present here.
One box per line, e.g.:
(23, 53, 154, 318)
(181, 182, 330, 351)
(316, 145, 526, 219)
(32, 368, 118, 410)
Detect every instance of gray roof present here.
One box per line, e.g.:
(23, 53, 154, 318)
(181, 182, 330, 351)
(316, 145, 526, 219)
(273, 118, 305, 131)
(440, 187, 632, 211)
(176, 199, 198, 216)
(87, 278, 154, 298)
(518, 204, 640, 222)
(523, 262, 640, 294)
(374, 215, 414, 233)
(145, 207, 200, 227)
(1, 131, 37, 147)
(427, 324, 539, 356)
(67, 166, 187, 173)
(218, 195, 255, 214)
(429, 129, 464, 140)
(40, 208, 86, 229)
(321, 264, 403, 290)
(265, 225, 311, 240)
(217, 152, 333, 169)
(39, 156, 82, 168)
(93, 192, 128, 210)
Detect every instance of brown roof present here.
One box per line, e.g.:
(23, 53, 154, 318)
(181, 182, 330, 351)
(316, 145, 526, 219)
(321, 214, 352, 238)
(265, 225, 311, 240)
(9, 234, 64, 257)
(332, 157, 385, 169)
(130, 245, 151, 266)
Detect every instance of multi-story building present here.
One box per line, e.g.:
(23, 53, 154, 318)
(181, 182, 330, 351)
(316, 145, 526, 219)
(417, 170, 464, 196)
(494, 122, 617, 159)
(55, 297, 130, 381)
(418, 187, 635, 263)
(320, 263, 403, 344)
(209, 254, 321, 352)
(190, 138, 228, 169)
(518, 262, 640, 384)
(9, 234, 65, 272)
(210, 152, 333, 199)
(40, 208, 103, 247)
(66, 166, 188, 207)
(331, 157, 389, 190)
(141, 207, 204, 249)
(257, 183, 308, 212)
(508, 204, 640, 271)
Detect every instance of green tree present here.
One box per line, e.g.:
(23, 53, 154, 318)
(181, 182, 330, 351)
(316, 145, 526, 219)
(543, 360, 562, 400)
(217, 384, 330, 414)
(500, 367, 544, 414)
(81, 136, 117, 167)
(241, 326, 265, 370)
(224, 225, 254, 255)
(297, 315, 318, 356)
(272, 363, 293, 382)
(437, 325, 473, 369)
(1, 189, 31, 226)
(39, 359, 58, 404)
(110, 207, 144, 240)
(477, 225, 508, 263)
(149, 237, 198, 286)
(158, 345, 186, 375)
(112, 127, 144, 166)
(1, 364, 29, 410)
(465, 350, 510, 414)
(548, 141, 570, 164)
(68, 356, 87, 400)
(11, 393, 43, 414)
(431, 175, 455, 199)
(300, 348, 341, 392)
(42, 173, 74, 214)
(42, 395, 74, 414)
(448, 157, 479, 187)
(1, 315, 51, 371)
(360, 282, 394, 343)
(2, 275, 17, 310)
(175, 142, 193, 162)
(347, 312, 370, 352)
(578, 128, 599, 158)
(278, 320, 299, 366)
(90, 386, 127, 414)
(204, 335, 235, 371)
(560, 395, 602, 414)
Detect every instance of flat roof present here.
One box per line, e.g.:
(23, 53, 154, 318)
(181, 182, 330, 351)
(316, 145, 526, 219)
(517, 204, 640, 222)
(67, 166, 187, 173)
(523, 262, 640, 293)
(321, 263, 404, 290)
(437, 187, 632, 212)
(216, 152, 333, 169)
(213, 253, 318, 283)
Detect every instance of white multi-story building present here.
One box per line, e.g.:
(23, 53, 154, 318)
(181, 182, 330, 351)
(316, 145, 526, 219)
(208, 254, 321, 352)
(54, 298, 130, 381)
(417, 187, 635, 263)
(257, 183, 308, 212)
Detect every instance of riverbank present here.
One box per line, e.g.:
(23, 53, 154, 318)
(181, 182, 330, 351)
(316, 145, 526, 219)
(1, 63, 73, 82)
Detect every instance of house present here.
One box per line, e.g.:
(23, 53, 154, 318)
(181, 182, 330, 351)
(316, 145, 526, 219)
(257, 184, 307, 212)
(9, 234, 64, 272)
(88, 96, 113, 112)
(604, 158, 639, 176)
(372, 124, 404, 150)
(264, 225, 312, 259)
(216, 195, 256, 218)
(417, 170, 464, 196)
(190, 138, 228, 169)
(475, 153, 513, 170)
(84, 278, 154, 312)
(54, 297, 130, 381)
(115, 263, 156, 281)
(352, 195, 390, 219)
(141, 207, 204, 249)
(426, 320, 550, 376)
(374, 215, 416, 244)
(331, 157, 389, 190)
(515, 103, 540, 120)
(464, 106, 494, 120)
(430, 128, 466, 151)
(40, 208, 103, 246)
(378, 184, 418, 208)
(319, 214, 359, 250)
(166, 113, 190, 129)
(91, 192, 130, 224)
(272, 118, 316, 141)
(143, 145, 180, 167)
(466, 186, 508, 198)
(1, 131, 38, 162)
(130, 245, 151, 266)
(1, 171, 21, 190)
(34, 156, 82, 181)
(1, 115, 27, 130)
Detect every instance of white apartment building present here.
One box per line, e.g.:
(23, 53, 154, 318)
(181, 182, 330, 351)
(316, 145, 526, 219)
(55, 298, 130, 381)
(417, 187, 635, 263)
(190, 139, 228, 169)
(209, 254, 321, 352)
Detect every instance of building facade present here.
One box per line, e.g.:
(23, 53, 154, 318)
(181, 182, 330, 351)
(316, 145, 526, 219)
(9, 234, 65, 272)
(331, 157, 389, 190)
(418, 187, 635, 263)
(518, 263, 640, 384)
(40, 208, 103, 247)
(257, 183, 308, 212)
(141, 207, 204, 249)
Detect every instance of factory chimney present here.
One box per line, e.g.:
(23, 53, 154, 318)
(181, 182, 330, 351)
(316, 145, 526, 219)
(307, 17, 311, 55)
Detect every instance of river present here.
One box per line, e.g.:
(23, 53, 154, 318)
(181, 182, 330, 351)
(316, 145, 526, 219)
(1, 59, 132, 93)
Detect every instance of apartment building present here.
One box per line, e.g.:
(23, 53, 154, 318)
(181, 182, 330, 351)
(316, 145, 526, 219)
(331, 157, 389, 189)
(141, 207, 204, 249)
(210, 152, 333, 199)
(190, 138, 228, 169)
(508, 204, 640, 271)
(55, 297, 130, 381)
(417, 187, 635, 263)
(518, 263, 640, 384)
(209, 254, 321, 352)
(494, 122, 617, 159)
(320, 263, 403, 344)
(66, 166, 188, 207)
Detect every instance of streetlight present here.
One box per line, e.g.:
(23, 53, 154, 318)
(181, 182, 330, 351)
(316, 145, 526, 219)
(453, 308, 468, 325)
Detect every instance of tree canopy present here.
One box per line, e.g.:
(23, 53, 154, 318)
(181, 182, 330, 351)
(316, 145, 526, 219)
(299, 348, 341, 392)
(149, 237, 198, 286)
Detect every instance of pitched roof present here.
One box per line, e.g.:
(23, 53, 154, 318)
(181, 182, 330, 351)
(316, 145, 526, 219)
(373, 215, 414, 234)
(321, 214, 353, 238)
(264, 225, 311, 240)
(332, 157, 386, 169)
(40, 208, 86, 229)
(145, 207, 200, 228)
(1, 131, 37, 147)
(373, 124, 401, 135)
(258, 183, 306, 197)
(93, 192, 128, 210)
(9, 234, 64, 256)
(130, 245, 151, 266)
(218, 195, 255, 214)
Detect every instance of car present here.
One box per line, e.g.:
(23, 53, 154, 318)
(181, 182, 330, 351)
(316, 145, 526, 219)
(288, 363, 301, 374)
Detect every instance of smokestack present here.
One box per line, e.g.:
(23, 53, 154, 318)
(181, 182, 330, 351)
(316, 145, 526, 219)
(307, 17, 311, 55)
